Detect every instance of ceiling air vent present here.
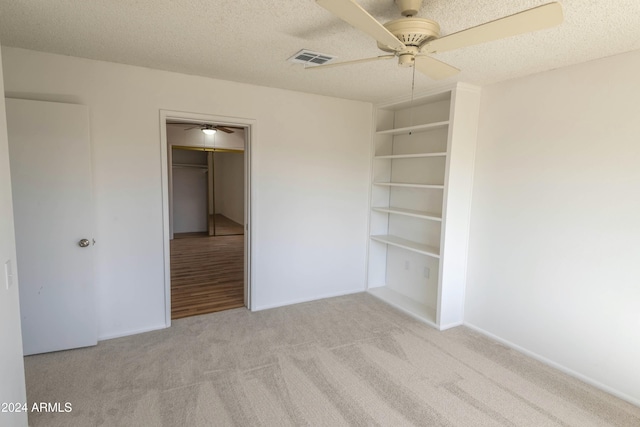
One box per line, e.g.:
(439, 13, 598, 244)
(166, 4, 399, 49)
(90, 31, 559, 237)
(288, 49, 336, 66)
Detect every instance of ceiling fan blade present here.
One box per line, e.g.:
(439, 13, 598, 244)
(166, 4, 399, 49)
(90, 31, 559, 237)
(183, 125, 200, 131)
(316, 0, 406, 51)
(215, 126, 234, 133)
(305, 55, 395, 70)
(414, 55, 460, 80)
(422, 2, 563, 54)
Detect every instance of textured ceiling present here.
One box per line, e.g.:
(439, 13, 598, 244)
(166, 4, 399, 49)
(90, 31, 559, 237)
(1, 1, 639, 103)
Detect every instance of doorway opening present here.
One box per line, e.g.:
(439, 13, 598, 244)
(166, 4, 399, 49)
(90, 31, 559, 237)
(160, 111, 254, 324)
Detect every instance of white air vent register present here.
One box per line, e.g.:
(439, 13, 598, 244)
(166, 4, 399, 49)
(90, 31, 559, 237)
(288, 49, 336, 66)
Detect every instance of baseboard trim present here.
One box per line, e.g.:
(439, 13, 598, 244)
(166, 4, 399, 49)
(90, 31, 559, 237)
(253, 288, 365, 312)
(439, 321, 464, 331)
(98, 323, 169, 341)
(463, 322, 640, 408)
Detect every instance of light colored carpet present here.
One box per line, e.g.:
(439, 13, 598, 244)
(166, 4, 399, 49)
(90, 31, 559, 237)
(24, 293, 640, 426)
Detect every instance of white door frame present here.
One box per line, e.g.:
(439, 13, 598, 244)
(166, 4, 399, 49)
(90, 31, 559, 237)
(159, 110, 256, 326)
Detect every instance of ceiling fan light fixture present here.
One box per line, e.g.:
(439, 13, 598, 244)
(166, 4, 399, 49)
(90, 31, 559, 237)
(398, 52, 415, 68)
(202, 127, 216, 135)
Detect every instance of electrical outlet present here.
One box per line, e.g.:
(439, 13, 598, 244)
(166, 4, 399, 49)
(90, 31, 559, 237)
(423, 267, 430, 279)
(4, 259, 13, 290)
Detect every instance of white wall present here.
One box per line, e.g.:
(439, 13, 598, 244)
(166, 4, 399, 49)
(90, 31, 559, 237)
(214, 151, 244, 225)
(0, 44, 28, 427)
(466, 48, 640, 404)
(2, 47, 372, 339)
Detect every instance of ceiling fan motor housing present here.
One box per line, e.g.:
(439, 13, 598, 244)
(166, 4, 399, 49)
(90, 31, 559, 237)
(377, 18, 440, 52)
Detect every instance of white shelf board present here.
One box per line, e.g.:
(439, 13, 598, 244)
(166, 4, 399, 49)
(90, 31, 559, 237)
(372, 207, 442, 221)
(368, 286, 437, 327)
(370, 234, 440, 258)
(376, 121, 449, 136)
(373, 182, 444, 189)
(374, 152, 447, 159)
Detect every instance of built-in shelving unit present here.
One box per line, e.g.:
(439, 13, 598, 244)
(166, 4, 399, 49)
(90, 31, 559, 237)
(366, 84, 481, 330)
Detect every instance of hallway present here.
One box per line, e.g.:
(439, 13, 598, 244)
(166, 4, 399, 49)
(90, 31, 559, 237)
(170, 227, 244, 319)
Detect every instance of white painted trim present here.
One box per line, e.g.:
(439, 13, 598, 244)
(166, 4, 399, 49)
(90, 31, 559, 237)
(98, 323, 167, 341)
(448, 84, 481, 326)
(244, 124, 253, 310)
(438, 321, 464, 331)
(159, 113, 172, 328)
(159, 109, 257, 326)
(436, 89, 455, 327)
(253, 288, 364, 312)
(463, 322, 640, 408)
(363, 106, 377, 291)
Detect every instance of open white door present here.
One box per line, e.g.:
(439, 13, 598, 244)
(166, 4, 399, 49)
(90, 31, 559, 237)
(6, 98, 97, 355)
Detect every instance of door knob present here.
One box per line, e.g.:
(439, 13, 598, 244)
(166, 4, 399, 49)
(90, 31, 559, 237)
(78, 239, 90, 248)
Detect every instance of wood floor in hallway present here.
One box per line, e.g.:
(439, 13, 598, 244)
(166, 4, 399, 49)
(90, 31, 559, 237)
(171, 228, 244, 319)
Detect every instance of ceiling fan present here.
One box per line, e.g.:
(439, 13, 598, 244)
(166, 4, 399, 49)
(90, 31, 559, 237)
(309, 0, 563, 79)
(167, 123, 239, 134)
